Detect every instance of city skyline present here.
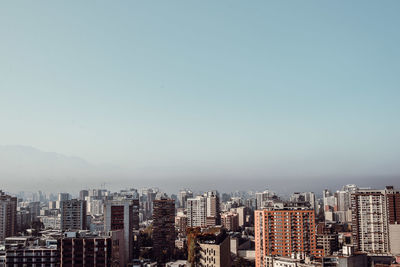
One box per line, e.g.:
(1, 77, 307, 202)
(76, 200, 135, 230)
(2, 181, 400, 266)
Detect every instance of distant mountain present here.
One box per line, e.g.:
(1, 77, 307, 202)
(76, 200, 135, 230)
(0, 145, 91, 168)
(0, 145, 106, 192)
(0, 145, 94, 174)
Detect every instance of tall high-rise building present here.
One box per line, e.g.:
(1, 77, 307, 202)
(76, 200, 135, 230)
(0, 191, 17, 241)
(187, 191, 221, 228)
(152, 195, 175, 264)
(104, 198, 139, 263)
(187, 196, 207, 227)
(335, 190, 352, 223)
(351, 186, 400, 254)
(386, 187, 400, 255)
(351, 189, 389, 254)
(60, 199, 87, 231)
(131, 198, 140, 230)
(205, 190, 221, 226)
(255, 208, 320, 267)
(28, 201, 40, 222)
(178, 189, 193, 209)
(386, 186, 400, 224)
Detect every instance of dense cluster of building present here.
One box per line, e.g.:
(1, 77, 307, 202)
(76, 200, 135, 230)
(0, 184, 399, 266)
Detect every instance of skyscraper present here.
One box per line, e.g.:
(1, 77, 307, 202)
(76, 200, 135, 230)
(152, 194, 175, 264)
(187, 196, 207, 227)
(351, 186, 400, 254)
(104, 198, 139, 263)
(205, 190, 221, 226)
(387, 186, 400, 256)
(60, 199, 87, 231)
(386, 186, 400, 225)
(27, 201, 40, 222)
(0, 191, 17, 241)
(351, 189, 389, 254)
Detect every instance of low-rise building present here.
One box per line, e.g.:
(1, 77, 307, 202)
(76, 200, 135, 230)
(197, 231, 231, 267)
(5, 247, 59, 266)
(58, 233, 111, 266)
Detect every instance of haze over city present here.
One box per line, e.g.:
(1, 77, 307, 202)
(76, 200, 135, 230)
(1, 1, 400, 194)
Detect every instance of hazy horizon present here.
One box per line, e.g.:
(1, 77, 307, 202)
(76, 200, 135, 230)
(1, 1, 400, 195)
(1, 145, 399, 196)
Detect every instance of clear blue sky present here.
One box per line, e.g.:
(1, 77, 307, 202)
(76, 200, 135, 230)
(1, 1, 400, 191)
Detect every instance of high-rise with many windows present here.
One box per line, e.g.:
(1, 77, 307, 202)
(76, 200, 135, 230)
(351, 186, 400, 254)
(104, 198, 139, 263)
(58, 235, 111, 266)
(60, 199, 87, 231)
(255, 208, 320, 267)
(187, 196, 207, 227)
(153, 195, 175, 264)
(0, 191, 17, 241)
(206, 190, 221, 226)
(351, 189, 389, 254)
